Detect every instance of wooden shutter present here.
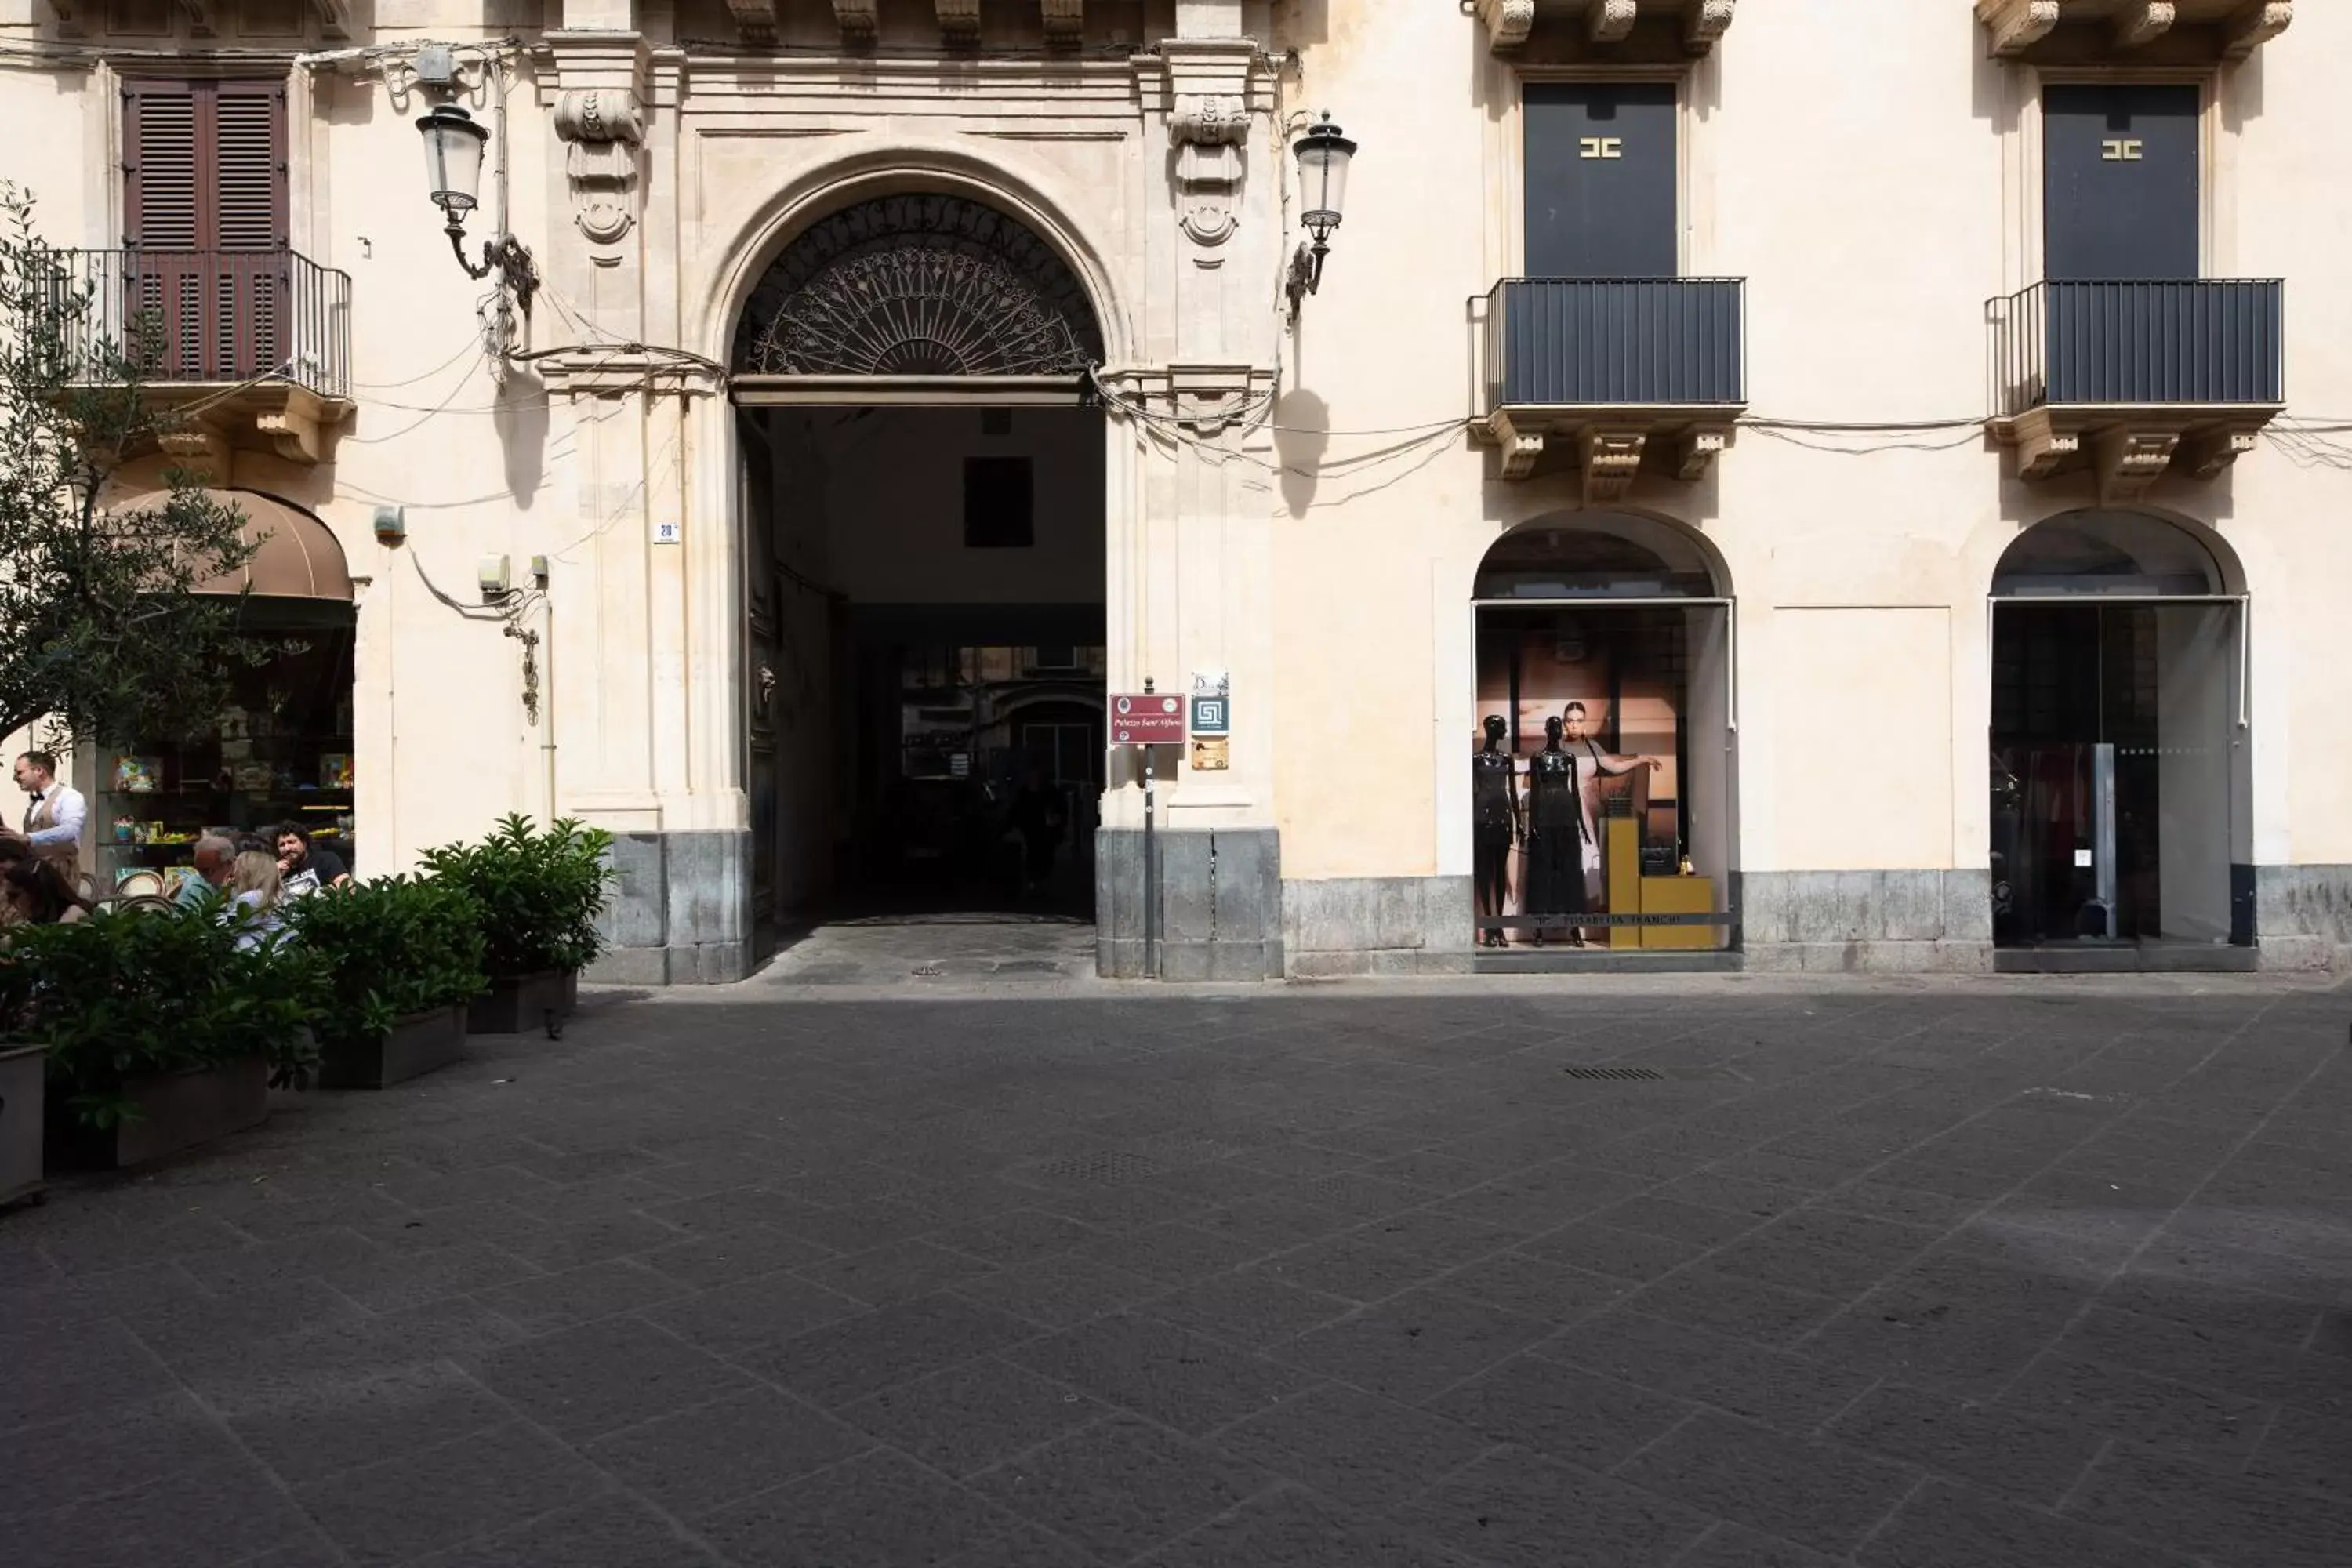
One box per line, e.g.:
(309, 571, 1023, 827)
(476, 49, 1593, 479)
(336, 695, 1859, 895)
(122, 78, 285, 250)
(120, 78, 288, 381)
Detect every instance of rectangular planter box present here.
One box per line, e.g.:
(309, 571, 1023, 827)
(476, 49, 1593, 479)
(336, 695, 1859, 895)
(50, 1057, 270, 1171)
(316, 1005, 468, 1090)
(0, 1044, 44, 1209)
(466, 969, 576, 1036)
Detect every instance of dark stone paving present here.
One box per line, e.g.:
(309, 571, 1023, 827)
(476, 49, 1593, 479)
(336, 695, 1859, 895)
(7, 978, 2352, 1566)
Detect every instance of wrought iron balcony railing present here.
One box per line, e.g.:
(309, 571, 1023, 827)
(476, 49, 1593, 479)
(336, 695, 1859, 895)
(1483, 277, 1746, 412)
(1991, 279, 2282, 416)
(48, 248, 352, 402)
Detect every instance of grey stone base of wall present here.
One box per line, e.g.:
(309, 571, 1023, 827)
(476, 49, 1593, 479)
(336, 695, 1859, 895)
(1283, 876, 1477, 979)
(1739, 869, 1995, 975)
(586, 829, 753, 986)
(2256, 865, 2352, 972)
(1097, 828, 1283, 981)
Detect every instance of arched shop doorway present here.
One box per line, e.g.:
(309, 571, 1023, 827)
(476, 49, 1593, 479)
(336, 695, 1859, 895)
(730, 192, 1109, 954)
(93, 488, 358, 898)
(1989, 510, 2251, 969)
(1470, 514, 1736, 963)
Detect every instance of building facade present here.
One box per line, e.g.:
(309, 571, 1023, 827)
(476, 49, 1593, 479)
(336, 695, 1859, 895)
(3, 0, 2347, 981)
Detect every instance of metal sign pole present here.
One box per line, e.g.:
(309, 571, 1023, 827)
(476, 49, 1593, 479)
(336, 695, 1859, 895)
(1142, 678, 1158, 981)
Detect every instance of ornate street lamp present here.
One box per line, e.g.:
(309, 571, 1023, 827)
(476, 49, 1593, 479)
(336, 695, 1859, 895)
(1285, 113, 1358, 321)
(417, 103, 537, 313)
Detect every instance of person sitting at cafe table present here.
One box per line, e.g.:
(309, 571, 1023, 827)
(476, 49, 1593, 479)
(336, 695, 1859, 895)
(3, 858, 92, 926)
(274, 824, 349, 897)
(173, 834, 239, 912)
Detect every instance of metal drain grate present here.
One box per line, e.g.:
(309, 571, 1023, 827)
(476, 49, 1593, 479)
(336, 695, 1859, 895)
(1026, 1150, 1167, 1184)
(1561, 1066, 1667, 1080)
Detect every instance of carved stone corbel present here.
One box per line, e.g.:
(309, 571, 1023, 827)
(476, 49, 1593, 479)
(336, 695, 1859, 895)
(2114, 2, 2176, 48)
(1685, 0, 1737, 52)
(158, 420, 232, 483)
(310, 0, 350, 40)
(724, 0, 780, 45)
(1580, 428, 1648, 506)
(2181, 427, 2257, 480)
(554, 88, 645, 249)
(832, 0, 877, 41)
(2223, 2, 2293, 60)
(936, 0, 981, 42)
(1589, 0, 1639, 43)
(174, 0, 216, 37)
(1475, 0, 1535, 52)
(2094, 428, 2180, 505)
(2013, 416, 2080, 480)
(256, 402, 332, 465)
(48, 0, 84, 38)
(1675, 427, 1728, 481)
(1042, 0, 1083, 46)
(1169, 94, 1250, 248)
(1486, 409, 1544, 479)
(1976, 0, 2060, 56)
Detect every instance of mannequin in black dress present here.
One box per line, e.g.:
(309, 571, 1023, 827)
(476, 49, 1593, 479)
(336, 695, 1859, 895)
(1524, 714, 1584, 947)
(1472, 715, 1519, 948)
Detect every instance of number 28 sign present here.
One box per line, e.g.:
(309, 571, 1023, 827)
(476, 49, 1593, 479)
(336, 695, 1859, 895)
(1110, 693, 1185, 745)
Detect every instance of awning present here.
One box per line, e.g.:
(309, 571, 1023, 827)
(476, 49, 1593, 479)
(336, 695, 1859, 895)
(119, 488, 354, 601)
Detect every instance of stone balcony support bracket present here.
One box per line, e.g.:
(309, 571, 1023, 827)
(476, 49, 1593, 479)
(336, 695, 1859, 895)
(1475, 405, 1737, 498)
(1478, 0, 1737, 56)
(150, 383, 354, 466)
(540, 35, 653, 258)
(1995, 403, 2280, 505)
(1977, 0, 2291, 60)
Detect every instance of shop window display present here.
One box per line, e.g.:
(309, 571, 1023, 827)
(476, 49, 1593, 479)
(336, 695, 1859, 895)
(96, 625, 357, 899)
(1472, 517, 1733, 952)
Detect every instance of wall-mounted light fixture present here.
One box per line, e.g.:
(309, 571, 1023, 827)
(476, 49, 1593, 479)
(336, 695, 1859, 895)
(1285, 113, 1358, 321)
(418, 103, 538, 314)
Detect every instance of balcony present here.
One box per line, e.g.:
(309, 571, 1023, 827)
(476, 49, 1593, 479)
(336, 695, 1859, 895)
(1475, 278, 1746, 499)
(53, 248, 354, 466)
(1975, 2, 2292, 63)
(1475, 0, 1739, 56)
(1989, 279, 2282, 502)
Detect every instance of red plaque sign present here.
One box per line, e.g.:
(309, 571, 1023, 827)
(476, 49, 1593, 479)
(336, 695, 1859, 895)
(1109, 692, 1186, 744)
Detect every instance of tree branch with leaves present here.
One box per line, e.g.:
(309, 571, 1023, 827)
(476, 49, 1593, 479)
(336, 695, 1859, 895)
(0, 183, 263, 752)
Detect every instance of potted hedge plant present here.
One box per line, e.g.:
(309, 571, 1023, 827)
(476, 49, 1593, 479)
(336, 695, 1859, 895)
(289, 875, 488, 1088)
(420, 815, 615, 1036)
(0, 903, 321, 1169)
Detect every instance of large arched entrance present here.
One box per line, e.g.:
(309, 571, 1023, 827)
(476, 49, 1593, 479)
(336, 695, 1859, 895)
(731, 193, 1109, 955)
(1468, 513, 1737, 967)
(1989, 510, 2251, 968)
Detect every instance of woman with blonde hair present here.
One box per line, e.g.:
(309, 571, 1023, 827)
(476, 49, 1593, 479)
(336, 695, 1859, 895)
(227, 848, 288, 951)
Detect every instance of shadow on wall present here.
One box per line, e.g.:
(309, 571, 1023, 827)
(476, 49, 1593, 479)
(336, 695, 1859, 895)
(495, 368, 550, 507)
(1273, 386, 1329, 517)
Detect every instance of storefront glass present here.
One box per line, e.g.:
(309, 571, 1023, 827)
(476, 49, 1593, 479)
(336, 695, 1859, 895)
(96, 621, 358, 898)
(1990, 513, 2245, 950)
(1472, 515, 1733, 952)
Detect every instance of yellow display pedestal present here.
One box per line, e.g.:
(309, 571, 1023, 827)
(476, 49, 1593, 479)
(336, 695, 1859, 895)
(1604, 819, 1642, 949)
(1640, 875, 1718, 950)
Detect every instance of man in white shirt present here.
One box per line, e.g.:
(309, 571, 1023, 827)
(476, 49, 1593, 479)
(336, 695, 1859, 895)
(12, 750, 85, 884)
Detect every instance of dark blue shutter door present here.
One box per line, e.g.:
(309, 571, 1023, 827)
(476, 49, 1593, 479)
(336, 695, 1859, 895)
(1523, 82, 1677, 278)
(2043, 84, 2199, 281)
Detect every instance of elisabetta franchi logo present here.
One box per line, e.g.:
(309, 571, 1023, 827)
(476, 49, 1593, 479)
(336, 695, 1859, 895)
(2102, 138, 2145, 161)
(1578, 136, 1624, 160)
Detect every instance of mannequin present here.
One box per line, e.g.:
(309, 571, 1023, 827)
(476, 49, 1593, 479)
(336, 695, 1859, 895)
(1563, 700, 1664, 934)
(1523, 715, 1583, 946)
(1471, 715, 1519, 948)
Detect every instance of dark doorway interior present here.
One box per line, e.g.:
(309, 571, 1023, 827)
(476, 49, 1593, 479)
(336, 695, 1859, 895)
(741, 405, 1105, 956)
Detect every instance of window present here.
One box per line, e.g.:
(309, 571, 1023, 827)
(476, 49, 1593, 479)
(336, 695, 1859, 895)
(963, 457, 1034, 549)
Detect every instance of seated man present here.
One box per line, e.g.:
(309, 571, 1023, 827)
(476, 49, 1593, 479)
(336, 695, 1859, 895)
(175, 834, 238, 911)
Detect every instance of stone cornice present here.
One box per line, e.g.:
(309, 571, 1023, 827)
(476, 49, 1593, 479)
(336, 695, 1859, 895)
(1476, 0, 1737, 56)
(1977, 0, 2291, 61)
